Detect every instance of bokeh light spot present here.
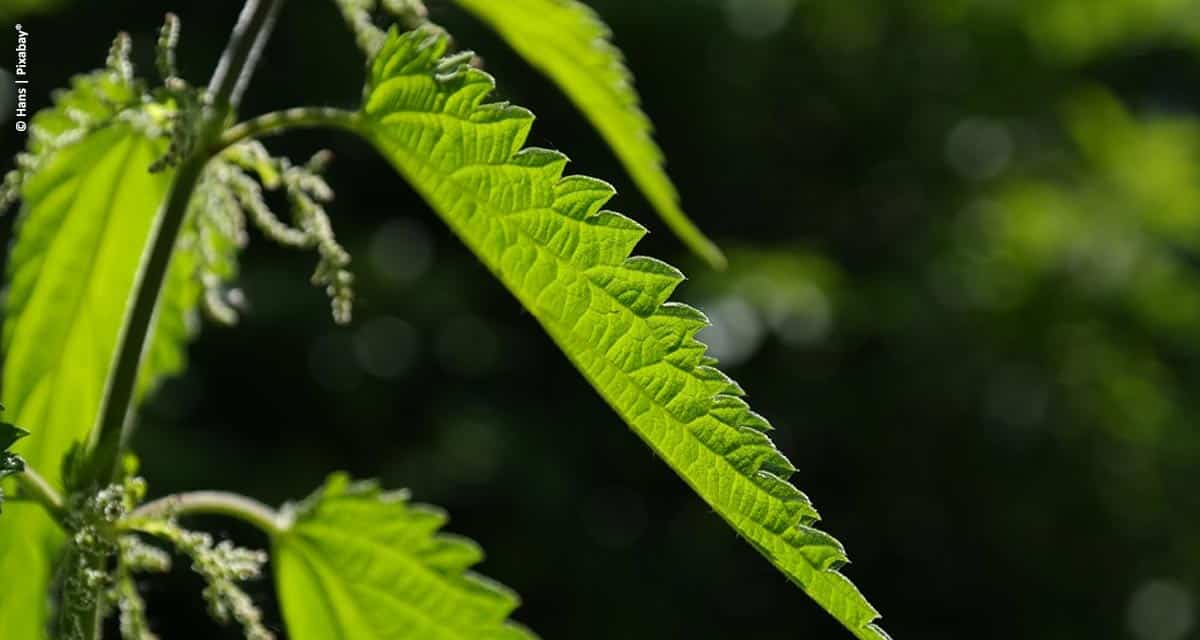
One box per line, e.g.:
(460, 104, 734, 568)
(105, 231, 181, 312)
(699, 295, 765, 366)
(723, 0, 795, 39)
(946, 117, 1013, 180)
(1127, 579, 1196, 640)
(368, 218, 434, 287)
(353, 315, 419, 379)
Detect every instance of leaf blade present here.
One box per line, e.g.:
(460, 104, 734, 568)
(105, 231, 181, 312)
(451, 0, 725, 268)
(0, 69, 205, 638)
(358, 28, 888, 639)
(273, 474, 536, 640)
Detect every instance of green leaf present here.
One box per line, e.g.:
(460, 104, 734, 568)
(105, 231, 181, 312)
(273, 473, 536, 640)
(355, 28, 887, 639)
(0, 422, 42, 639)
(0, 506, 60, 639)
(0, 407, 29, 452)
(451, 0, 725, 268)
(0, 410, 29, 513)
(0, 68, 201, 480)
(0, 69, 204, 638)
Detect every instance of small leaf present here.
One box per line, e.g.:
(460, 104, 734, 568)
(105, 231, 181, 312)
(273, 473, 537, 640)
(0, 412, 28, 514)
(355, 28, 887, 639)
(0, 411, 30, 452)
(452, 0, 725, 268)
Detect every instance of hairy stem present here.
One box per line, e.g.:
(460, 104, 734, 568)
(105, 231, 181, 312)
(15, 465, 65, 522)
(72, 1, 287, 637)
(128, 491, 283, 536)
(85, 0, 287, 490)
(208, 0, 287, 111)
(216, 107, 365, 151)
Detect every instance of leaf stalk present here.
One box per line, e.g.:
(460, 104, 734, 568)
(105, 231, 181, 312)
(216, 107, 366, 152)
(127, 491, 284, 536)
(15, 465, 65, 522)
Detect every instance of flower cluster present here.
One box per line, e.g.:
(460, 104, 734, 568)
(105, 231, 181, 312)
(136, 519, 273, 640)
(58, 476, 149, 640)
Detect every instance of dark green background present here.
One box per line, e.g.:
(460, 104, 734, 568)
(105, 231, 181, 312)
(2, 0, 1199, 638)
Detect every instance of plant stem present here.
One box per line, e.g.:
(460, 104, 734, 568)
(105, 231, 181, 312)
(208, 0, 287, 110)
(84, 0, 287, 490)
(127, 491, 284, 536)
(15, 465, 65, 522)
(216, 107, 365, 152)
(72, 2, 287, 637)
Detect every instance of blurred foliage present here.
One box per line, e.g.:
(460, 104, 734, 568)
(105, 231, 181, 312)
(945, 87, 1200, 449)
(939, 0, 1200, 63)
(0, 0, 71, 24)
(3, 0, 1200, 638)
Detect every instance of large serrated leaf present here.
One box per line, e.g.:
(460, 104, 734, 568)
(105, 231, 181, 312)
(355, 28, 887, 639)
(451, 0, 725, 268)
(0, 70, 202, 638)
(274, 473, 537, 640)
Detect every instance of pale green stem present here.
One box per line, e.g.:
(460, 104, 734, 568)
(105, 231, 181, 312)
(216, 107, 366, 152)
(127, 491, 284, 536)
(15, 465, 65, 522)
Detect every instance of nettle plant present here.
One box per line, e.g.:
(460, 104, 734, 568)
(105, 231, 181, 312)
(0, 1, 888, 638)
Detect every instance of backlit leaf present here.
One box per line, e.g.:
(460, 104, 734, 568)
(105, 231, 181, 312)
(354, 27, 887, 639)
(452, 0, 725, 267)
(274, 474, 536, 640)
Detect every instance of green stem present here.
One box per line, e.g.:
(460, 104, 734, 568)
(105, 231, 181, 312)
(84, 0, 286, 490)
(216, 107, 365, 152)
(72, 2, 287, 637)
(127, 491, 284, 536)
(15, 465, 65, 522)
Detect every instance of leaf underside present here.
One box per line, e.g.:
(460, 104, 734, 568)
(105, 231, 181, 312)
(451, 0, 725, 268)
(358, 28, 887, 639)
(274, 474, 536, 640)
(0, 70, 204, 638)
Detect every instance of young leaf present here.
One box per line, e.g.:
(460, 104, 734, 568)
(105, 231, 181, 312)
(273, 474, 536, 639)
(0, 413, 27, 452)
(451, 0, 726, 268)
(353, 28, 887, 639)
(0, 412, 29, 513)
(0, 68, 212, 638)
